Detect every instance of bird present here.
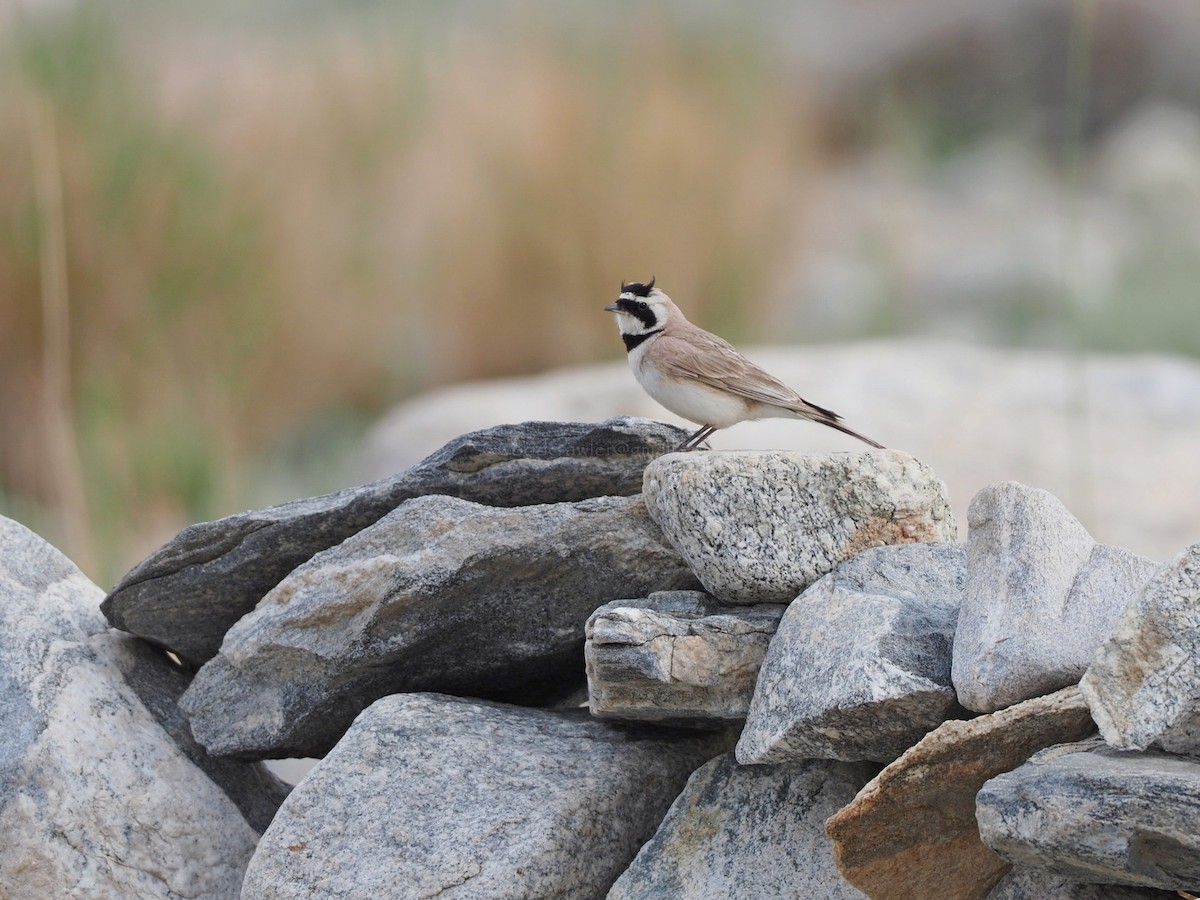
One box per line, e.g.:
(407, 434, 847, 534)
(605, 277, 885, 452)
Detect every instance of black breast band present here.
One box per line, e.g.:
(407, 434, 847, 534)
(623, 329, 663, 352)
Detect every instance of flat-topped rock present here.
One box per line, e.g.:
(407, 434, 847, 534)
(642, 449, 957, 605)
(978, 738, 1200, 892)
(103, 417, 688, 667)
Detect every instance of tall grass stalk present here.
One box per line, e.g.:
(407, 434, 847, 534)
(26, 91, 94, 574)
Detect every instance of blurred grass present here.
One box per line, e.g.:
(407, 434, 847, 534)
(0, 4, 809, 582)
(2, 1, 1199, 585)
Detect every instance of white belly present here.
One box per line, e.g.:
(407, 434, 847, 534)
(630, 349, 752, 427)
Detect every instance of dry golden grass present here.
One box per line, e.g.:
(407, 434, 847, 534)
(0, 8, 824, 581)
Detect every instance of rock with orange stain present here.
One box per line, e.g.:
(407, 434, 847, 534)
(585, 591, 786, 727)
(642, 450, 957, 605)
(823, 686, 1096, 900)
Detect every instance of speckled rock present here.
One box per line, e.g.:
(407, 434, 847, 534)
(103, 417, 688, 667)
(824, 686, 1097, 900)
(0, 516, 278, 899)
(239, 693, 729, 900)
(977, 738, 1200, 892)
(608, 752, 872, 899)
(642, 450, 957, 605)
(181, 494, 699, 759)
(585, 591, 785, 727)
(1082, 543, 1200, 755)
(737, 543, 964, 764)
(953, 482, 1158, 714)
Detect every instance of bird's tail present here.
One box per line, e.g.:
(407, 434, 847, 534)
(822, 418, 886, 450)
(794, 399, 886, 449)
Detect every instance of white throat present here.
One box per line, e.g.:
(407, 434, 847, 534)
(615, 312, 657, 335)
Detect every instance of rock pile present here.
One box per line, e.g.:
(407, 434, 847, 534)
(2, 416, 1198, 898)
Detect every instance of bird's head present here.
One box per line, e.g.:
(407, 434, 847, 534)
(604, 277, 673, 335)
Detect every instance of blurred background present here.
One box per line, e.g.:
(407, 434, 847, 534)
(3, 0, 1200, 586)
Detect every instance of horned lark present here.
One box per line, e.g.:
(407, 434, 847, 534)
(606, 278, 885, 451)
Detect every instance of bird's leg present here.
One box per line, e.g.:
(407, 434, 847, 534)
(690, 425, 717, 450)
(675, 424, 716, 452)
(675, 426, 707, 452)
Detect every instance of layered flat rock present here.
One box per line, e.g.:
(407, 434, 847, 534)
(103, 417, 687, 667)
(1082, 543, 1200, 755)
(585, 591, 785, 726)
(642, 450, 957, 605)
(953, 482, 1158, 713)
(240, 693, 728, 900)
(0, 517, 283, 899)
(824, 686, 1097, 900)
(978, 738, 1200, 892)
(608, 752, 872, 899)
(737, 543, 964, 764)
(987, 868, 1177, 899)
(181, 494, 700, 759)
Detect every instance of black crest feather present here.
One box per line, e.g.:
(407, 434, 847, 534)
(621, 276, 656, 297)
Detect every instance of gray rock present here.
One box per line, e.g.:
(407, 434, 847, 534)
(0, 516, 274, 899)
(608, 752, 872, 899)
(1082, 543, 1200, 755)
(977, 738, 1200, 892)
(987, 868, 1177, 899)
(642, 449, 957, 605)
(825, 686, 1097, 900)
(953, 482, 1158, 714)
(181, 494, 700, 759)
(737, 543, 964, 764)
(585, 591, 785, 727)
(240, 693, 728, 900)
(103, 417, 688, 667)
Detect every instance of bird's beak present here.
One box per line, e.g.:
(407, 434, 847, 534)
(604, 303, 620, 313)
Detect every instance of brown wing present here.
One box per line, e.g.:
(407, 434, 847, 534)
(652, 327, 811, 410)
(655, 322, 887, 448)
